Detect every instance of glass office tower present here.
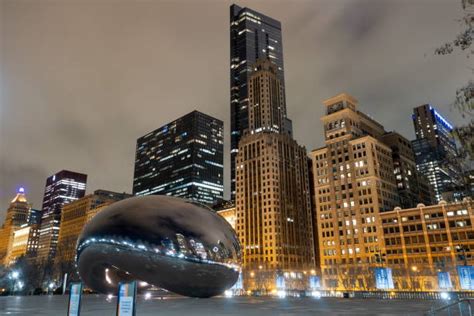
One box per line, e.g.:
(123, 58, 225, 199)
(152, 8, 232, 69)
(36, 170, 87, 263)
(230, 4, 289, 201)
(133, 110, 224, 205)
(412, 104, 462, 202)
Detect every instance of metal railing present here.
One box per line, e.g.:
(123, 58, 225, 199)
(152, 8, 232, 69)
(315, 290, 474, 301)
(427, 298, 473, 315)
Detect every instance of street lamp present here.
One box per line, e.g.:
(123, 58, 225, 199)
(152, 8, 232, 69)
(410, 266, 419, 291)
(48, 282, 55, 295)
(10, 271, 19, 280)
(9, 271, 20, 296)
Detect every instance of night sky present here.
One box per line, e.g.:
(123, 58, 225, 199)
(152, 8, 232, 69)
(0, 0, 471, 219)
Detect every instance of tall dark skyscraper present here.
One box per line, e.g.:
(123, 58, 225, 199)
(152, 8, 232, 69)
(133, 110, 224, 205)
(230, 4, 289, 201)
(37, 170, 87, 262)
(411, 104, 462, 202)
(413, 104, 457, 157)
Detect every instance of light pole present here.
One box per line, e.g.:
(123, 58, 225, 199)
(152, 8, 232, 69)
(410, 266, 419, 291)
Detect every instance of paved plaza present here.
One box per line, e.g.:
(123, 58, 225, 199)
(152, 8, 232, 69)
(0, 294, 453, 315)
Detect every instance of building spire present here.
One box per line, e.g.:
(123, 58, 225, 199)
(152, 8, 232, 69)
(11, 187, 27, 204)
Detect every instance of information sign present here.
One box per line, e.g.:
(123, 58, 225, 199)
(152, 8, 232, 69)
(117, 281, 137, 316)
(67, 282, 82, 316)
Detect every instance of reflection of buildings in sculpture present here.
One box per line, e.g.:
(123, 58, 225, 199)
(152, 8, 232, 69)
(54, 190, 131, 273)
(0, 188, 31, 265)
(176, 233, 192, 256)
(176, 235, 231, 263)
(161, 238, 177, 255)
(380, 199, 473, 291)
(37, 170, 87, 263)
(310, 93, 399, 289)
(214, 240, 230, 260)
(235, 59, 315, 290)
(192, 239, 208, 260)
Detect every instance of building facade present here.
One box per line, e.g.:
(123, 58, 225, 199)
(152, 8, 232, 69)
(0, 188, 31, 265)
(54, 190, 131, 279)
(230, 4, 289, 201)
(133, 110, 224, 205)
(6, 224, 31, 265)
(36, 170, 87, 263)
(380, 199, 473, 291)
(310, 93, 399, 289)
(381, 132, 434, 208)
(235, 59, 314, 291)
(412, 104, 463, 202)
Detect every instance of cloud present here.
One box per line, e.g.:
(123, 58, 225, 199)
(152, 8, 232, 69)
(0, 0, 471, 219)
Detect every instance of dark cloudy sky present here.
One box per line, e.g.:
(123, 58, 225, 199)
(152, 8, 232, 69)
(0, 0, 471, 219)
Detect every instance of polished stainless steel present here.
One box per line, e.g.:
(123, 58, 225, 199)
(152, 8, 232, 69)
(76, 195, 241, 298)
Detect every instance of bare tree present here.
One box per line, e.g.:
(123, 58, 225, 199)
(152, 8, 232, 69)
(435, 0, 473, 160)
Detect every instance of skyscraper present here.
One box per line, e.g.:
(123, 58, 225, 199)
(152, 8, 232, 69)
(413, 104, 457, 156)
(4, 187, 30, 226)
(412, 104, 462, 202)
(310, 93, 399, 289)
(0, 188, 31, 264)
(381, 131, 434, 208)
(230, 4, 289, 201)
(24, 208, 42, 259)
(36, 170, 87, 263)
(133, 110, 224, 205)
(235, 59, 314, 290)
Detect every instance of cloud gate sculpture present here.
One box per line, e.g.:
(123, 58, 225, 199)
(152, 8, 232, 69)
(76, 195, 241, 298)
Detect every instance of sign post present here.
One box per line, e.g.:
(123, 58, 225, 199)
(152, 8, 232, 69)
(116, 281, 137, 316)
(67, 282, 82, 316)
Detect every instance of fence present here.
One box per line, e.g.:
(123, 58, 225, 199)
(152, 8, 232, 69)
(315, 291, 474, 301)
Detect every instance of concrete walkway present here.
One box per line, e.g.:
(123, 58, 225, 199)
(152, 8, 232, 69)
(0, 294, 444, 315)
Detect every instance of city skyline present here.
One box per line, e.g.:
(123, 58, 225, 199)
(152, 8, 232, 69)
(0, 0, 471, 217)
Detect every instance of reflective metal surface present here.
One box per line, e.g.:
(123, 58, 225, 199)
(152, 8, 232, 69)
(76, 195, 241, 298)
